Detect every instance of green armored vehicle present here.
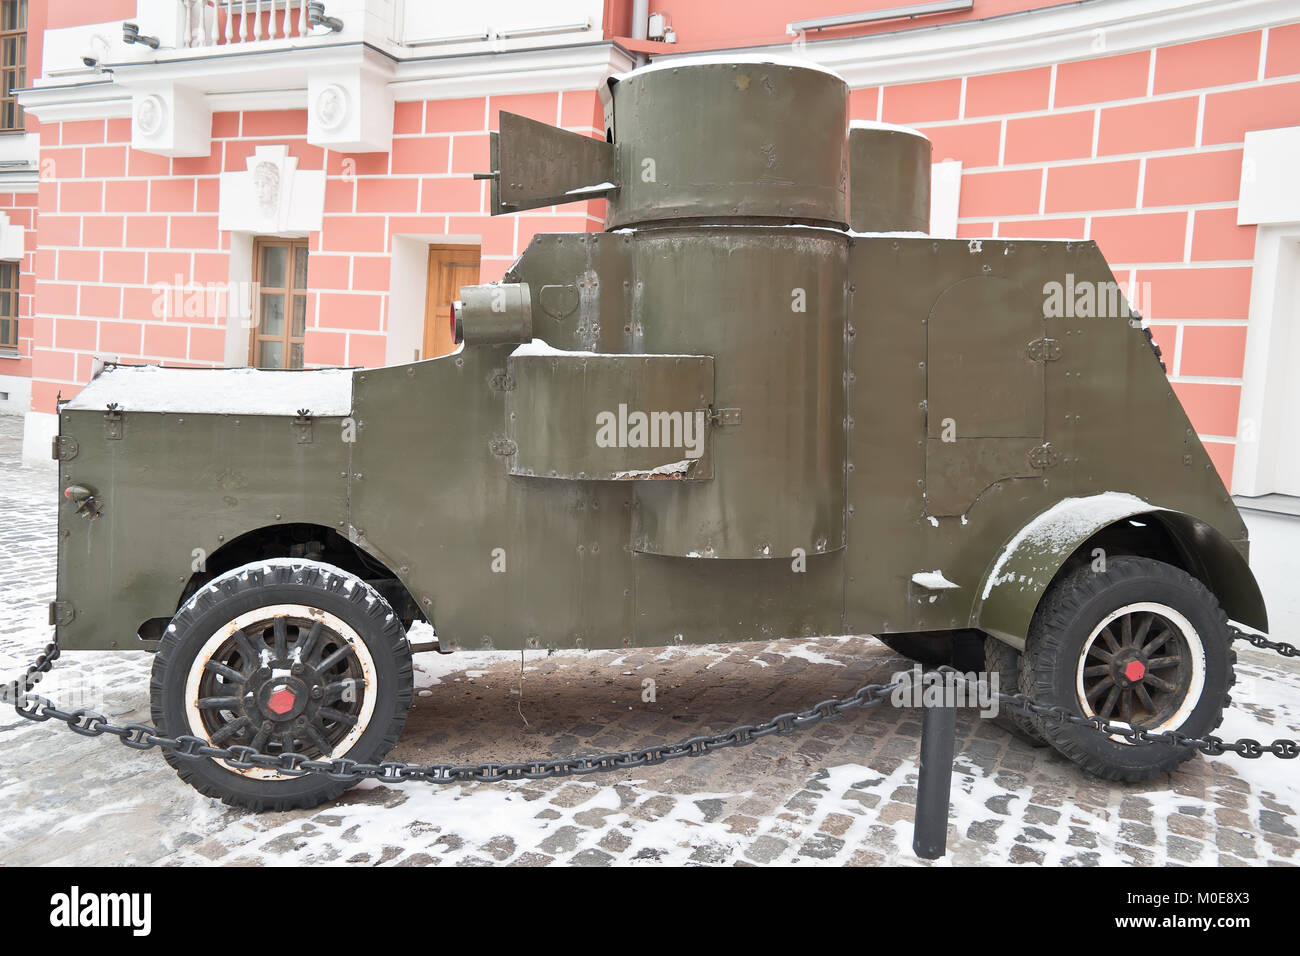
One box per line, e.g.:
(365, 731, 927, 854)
(52, 58, 1265, 809)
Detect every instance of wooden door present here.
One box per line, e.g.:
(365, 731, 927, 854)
(423, 245, 481, 359)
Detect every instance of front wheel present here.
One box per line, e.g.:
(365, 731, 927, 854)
(1022, 557, 1235, 782)
(150, 560, 414, 811)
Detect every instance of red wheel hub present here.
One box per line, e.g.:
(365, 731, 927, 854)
(1123, 660, 1146, 682)
(267, 687, 297, 716)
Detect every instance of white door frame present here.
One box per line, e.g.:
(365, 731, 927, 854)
(1232, 223, 1300, 496)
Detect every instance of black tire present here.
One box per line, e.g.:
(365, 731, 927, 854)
(983, 637, 1049, 746)
(876, 630, 984, 670)
(150, 559, 413, 811)
(1022, 556, 1235, 782)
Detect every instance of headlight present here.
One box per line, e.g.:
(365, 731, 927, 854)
(454, 283, 533, 345)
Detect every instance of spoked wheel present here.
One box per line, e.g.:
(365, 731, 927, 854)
(1077, 603, 1203, 734)
(152, 560, 413, 810)
(1023, 556, 1234, 782)
(188, 607, 378, 778)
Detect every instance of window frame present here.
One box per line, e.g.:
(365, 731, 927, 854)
(0, 258, 18, 353)
(248, 237, 308, 369)
(0, 0, 26, 133)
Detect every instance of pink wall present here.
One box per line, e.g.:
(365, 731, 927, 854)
(849, 24, 1300, 486)
(44, 1, 138, 31)
(26, 89, 606, 414)
(14, 9, 1300, 489)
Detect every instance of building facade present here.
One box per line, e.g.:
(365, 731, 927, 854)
(2, 0, 1299, 499)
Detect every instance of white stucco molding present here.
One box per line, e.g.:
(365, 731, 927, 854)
(218, 145, 326, 235)
(0, 212, 25, 261)
(0, 132, 39, 193)
(19, 39, 635, 124)
(131, 83, 212, 157)
(307, 58, 394, 152)
(1233, 125, 1300, 496)
(929, 159, 962, 239)
(1232, 221, 1300, 496)
(1238, 126, 1300, 226)
(387, 41, 636, 99)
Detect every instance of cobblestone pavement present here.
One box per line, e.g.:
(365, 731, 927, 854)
(1, 413, 1297, 866)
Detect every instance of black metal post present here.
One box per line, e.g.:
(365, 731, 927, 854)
(912, 698, 957, 859)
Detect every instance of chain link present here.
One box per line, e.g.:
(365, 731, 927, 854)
(1232, 626, 1299, 659)
(935, 623, 1300, 760)
(1, 637, 902, 784)
(3, 623, 1296, 786)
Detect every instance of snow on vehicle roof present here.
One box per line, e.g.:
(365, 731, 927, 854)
(63, 364, 355, 417)
(614, 54, 846, 83)
(849, 119, 930, 140)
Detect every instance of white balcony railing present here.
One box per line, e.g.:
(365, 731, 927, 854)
(179, 0, 315, 49)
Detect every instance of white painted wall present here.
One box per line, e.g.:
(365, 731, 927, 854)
(929, 160, 961, 239)
(0, 368, 30, 417)
(386, 234, 482, 367)
(21, 410, 57, 468)
(1234, 126, 1300, 498)
(1239, 126, 1300, 227)
(224, 232, 255, 367)
(1233, 228, 1300, 497)
(400, 0, 604, 50)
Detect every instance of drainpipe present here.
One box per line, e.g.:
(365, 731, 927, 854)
(628, 0, 650, 66)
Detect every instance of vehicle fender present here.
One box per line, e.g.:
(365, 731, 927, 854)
(974, 494, 1267, 650)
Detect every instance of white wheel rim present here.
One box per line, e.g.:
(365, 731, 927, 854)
(184, 603, 379, 781)
(1075, 601, 1206, 743)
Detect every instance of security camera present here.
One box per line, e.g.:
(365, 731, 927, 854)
(122, 22, 160, 49)
(81, 34, 110, 70)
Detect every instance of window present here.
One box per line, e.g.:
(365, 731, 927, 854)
(250, 238, 307, 368)
(0, 1, 25, 132)
(0, 260, 17, 352)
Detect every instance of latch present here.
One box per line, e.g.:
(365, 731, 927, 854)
(489, 437, 518, 457)
(48, 600, 75, 627)
(50, 435, 79, 461)
(104, 403, 124, 440)
(1027, 338, 1062, 362)
(706, 406, 742, 427)
(292, 408, 313, 444)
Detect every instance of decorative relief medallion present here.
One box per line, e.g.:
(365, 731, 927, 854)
(315, 84, 349, 131)
(135, 94, 166, 137)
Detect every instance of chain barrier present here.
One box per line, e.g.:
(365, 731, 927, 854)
(0, 637, 902, 783)
(936, 624, 1300, 761)
(1232, 627, 1299, 659)
(2, 624, 1296, 786)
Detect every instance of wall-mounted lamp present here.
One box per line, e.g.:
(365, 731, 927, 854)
(122, 22, 160, 49)
(307, 2, 344, 33)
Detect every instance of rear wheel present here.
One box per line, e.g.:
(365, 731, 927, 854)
(983, 637, 1048, 746)
(1022, 557, 1234, 781)
(150, 559, 413, 811)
